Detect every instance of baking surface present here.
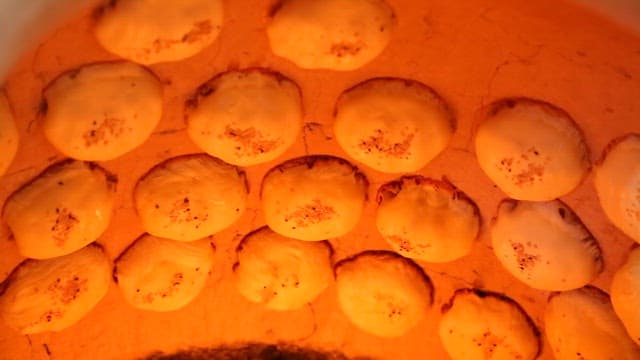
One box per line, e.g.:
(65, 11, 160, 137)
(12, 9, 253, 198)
(0, 0, 639, 359)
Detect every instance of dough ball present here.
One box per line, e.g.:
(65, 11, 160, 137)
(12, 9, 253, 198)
(545, 286, 640, 359)
(334, 251, 433, 337)
(186, 69, 302, 166)
(474, 98, 590, 201)
(3, 160, 116, 259)
(611, 247, 640, 346)
(0, 91, 18, 176)
(334, 78, 454, 173)
(233, 226, 332, 310)
(261, 156, 368, 241)
(43, 61, 162, 161)
(594, 134, 640, 243)
(491, 199, 602, 291)
(94, 0, 223, 64)
(134, 154, 248, 242)
(438, 289, 541, 360)
(267, 0, 395, 71)
(376, 176, 479, 262)
(0, 244, 111, 334)
(114, 234, 215, 312)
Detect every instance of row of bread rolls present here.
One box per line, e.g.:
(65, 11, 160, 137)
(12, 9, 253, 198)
(0, 153, 617, 293)
(5, 59, 637, 250)
(34, 61, 456, 171)
(92, 0, 395, 70)
(3, 234, 639, 360)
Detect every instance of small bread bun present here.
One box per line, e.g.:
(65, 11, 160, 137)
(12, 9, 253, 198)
(261, 156, 368, 241)
(0, 244, 111, 334)
(134, 154, 248, 242)
(94, 0, 224, 64)
(233, 226, 332, 310)
(267, 0, 395, 70)
(42, 61, 162, 161)
(438, 289, 541, 360)
(334, 78, 454, 173)
(187, 69, 302, 166)
(610, 247, 640, 346)
(491, 199, 603, 291)
(545, 286, 640, 359)
(474, 98, 590, 200)
(376, 176, 479, 262)
(114, 234, 215, 312)
(594, 134, 640, 243)
(334, 251, 433, 337)
(3, 160, 116, 259)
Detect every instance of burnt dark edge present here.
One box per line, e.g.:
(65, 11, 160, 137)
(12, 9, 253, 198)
(597, 133, 640, 166)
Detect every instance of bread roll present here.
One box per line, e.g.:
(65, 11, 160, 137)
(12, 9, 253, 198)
(545, 286, 640, 359)
(439, 289, 540, 360)
(0, 244, 111, 334)
(491, 199, 602, 291)
(3, 160, 116, 259)
(611, 247, 640, 346)
(334, 78, 453, 173)
(475, 98, 590, 200)
(114, 234, 215, 311)
(134, 154, 248, 242)
(233, 226, 332, 310)
(376, 176, 479, 262)
(594, 134, 640, 243)
(261, 156, 367, 241)
(43, 61, 162, 161)
(334, 251, 432, 337)
(94, 0, 223, 64)
(267, 0, 395, 70)
(187, 69, 302, 166)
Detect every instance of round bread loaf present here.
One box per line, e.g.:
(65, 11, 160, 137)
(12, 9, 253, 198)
(233, 226, 332, 310)
(376, 176, 479, 262)
(334, 78, 454, 173)
(94, 0, 223, 64)
(610, 247, 640, 346)
(42, 61, 162, 161)
(261, 156, 368, 241)
(134, 154, 248, 242)
(334, 251, 432, 337)
(3, 160, 116, 259)
(114, 234, 215, 312)
(545, 286, 640, 359)
(267, 0, 395, 70)
(187, 69, 302, 166)
(491, 199, 602, 291)
(0, 244, 111, 334)
(475, 98, 590, 200)
(438, 289, 540, 360)
(594, 134, 640, 243)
